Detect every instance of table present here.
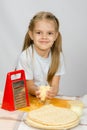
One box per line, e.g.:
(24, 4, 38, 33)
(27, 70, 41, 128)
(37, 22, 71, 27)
(0, 91, 87, 130)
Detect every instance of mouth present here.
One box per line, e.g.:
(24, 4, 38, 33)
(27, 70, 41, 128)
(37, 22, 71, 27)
(39, 41, 49, 44)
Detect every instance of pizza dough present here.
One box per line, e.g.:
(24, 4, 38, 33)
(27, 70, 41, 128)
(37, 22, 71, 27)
(39, 86, 50, 101)
(25, 104, 80, 129)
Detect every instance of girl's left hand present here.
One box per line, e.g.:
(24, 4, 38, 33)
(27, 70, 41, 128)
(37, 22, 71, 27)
(46, 87, 58, 99)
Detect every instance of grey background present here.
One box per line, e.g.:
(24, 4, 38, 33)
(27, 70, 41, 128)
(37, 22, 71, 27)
(0, 0, 87, 96)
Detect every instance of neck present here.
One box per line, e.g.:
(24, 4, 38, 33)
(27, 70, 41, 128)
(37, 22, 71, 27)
(34, 46, 50, 58)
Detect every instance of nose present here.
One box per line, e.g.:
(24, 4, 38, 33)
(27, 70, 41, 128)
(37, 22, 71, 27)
(42, 33, 47, 39)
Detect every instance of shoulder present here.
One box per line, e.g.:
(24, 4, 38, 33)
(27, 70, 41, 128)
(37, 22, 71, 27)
(60, 52, 64, 61)
(18, 46, 32, 62)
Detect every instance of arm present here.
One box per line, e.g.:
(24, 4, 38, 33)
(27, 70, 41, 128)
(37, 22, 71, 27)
(26, 76, 60, 99)
(47, 75, 60, 99)
(26, 80, 39, 96)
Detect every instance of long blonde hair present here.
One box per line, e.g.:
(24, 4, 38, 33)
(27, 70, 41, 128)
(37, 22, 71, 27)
(22, 11, 62, 85)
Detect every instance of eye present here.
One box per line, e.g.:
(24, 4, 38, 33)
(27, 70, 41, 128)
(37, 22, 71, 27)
(48, 32, 53, 35)
(36, 31, 41, 34)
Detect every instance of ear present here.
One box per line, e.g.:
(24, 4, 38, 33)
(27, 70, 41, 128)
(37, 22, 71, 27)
(55, 32, 58, 41)
(28, 31, 33, 40)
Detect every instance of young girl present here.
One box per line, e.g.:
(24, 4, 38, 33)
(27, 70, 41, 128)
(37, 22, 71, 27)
(16, 11, 65, 100)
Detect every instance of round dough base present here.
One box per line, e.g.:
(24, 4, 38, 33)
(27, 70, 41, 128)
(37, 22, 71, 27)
(25, 104, 80, 129)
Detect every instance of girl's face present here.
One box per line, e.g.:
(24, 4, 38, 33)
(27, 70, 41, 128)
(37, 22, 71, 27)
(29, 20, 58, 56)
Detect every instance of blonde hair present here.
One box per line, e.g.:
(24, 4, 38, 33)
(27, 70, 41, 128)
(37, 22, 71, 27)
(22, 11, 62, 85)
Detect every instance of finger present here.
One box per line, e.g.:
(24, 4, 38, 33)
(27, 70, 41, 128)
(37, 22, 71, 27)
(47, 91, 55, 97)
(46, 93, 54, 99)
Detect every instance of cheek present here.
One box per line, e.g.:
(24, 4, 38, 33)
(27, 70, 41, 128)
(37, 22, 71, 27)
(49, 41, 54, 48)
(50, 37, 56, 43)
(51, 34, 57, 41)
(33, 36, 38, 41)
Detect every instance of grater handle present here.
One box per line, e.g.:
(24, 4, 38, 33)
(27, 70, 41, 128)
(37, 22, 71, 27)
(7, 70, 26, 81)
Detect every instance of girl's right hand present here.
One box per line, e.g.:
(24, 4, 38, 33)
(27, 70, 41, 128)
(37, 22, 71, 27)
(35, 88, 41, 99)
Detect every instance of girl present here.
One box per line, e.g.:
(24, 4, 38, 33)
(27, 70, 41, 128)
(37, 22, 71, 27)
(16, 11, 65, 99)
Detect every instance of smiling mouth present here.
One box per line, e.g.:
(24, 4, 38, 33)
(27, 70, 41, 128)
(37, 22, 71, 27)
(40, 41, 49, 44)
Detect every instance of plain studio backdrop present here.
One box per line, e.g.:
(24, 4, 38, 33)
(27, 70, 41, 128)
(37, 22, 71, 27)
(0, 0, 87, 96)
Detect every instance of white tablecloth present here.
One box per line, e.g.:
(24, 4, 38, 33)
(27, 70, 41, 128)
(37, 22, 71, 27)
(18, 95, 87, 130)
(0, 91, 87, 130)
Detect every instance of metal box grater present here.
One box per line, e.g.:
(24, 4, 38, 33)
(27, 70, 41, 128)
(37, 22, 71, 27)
(2, 70, 30, 111)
